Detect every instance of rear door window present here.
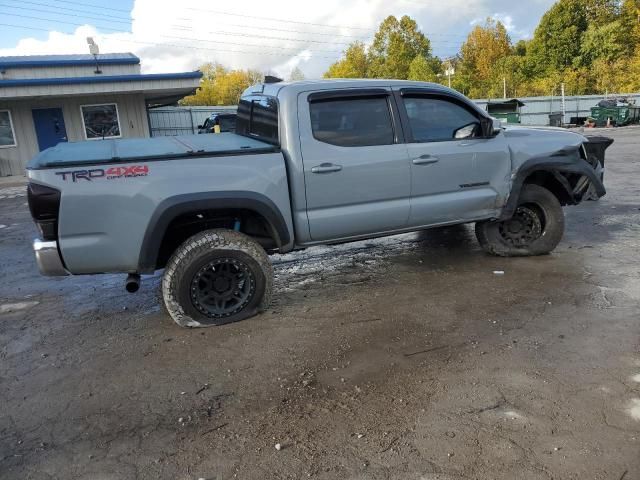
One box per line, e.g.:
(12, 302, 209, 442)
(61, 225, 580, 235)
(310, 97, 394, 147)
(402, 97, 481, 142)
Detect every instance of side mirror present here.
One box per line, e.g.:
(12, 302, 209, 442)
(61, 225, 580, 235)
(492, 117, 503, 134)
(481, 117, 502, 137)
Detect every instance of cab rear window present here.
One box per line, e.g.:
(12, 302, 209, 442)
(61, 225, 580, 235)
(236, 96, 279, 145)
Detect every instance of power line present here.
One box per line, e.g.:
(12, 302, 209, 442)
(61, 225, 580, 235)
(0, 10, 466, 48)
(3, 0, 470, 40)
(0, 3, 131, 25)
(0, 22, 342, 59)
(37, 0, 130, 13)
(184, 6, 374, 31)
(3, 0, 373, 39)
(7, 0, 132, 22)
(37, 0, 373, 31)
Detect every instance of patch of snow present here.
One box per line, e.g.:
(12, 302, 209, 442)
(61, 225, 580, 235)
(0, 301, 40, 314)
(503, 410, 524, 420)
(0, 186, 26, 198)
(628, 399, 640, 421)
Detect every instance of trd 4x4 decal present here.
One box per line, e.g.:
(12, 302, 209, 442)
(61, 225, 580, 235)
(56, 165, 149, 182)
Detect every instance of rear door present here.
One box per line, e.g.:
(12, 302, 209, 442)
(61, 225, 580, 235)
(396, 91, 511, 226)
(298, 89, 411, 241)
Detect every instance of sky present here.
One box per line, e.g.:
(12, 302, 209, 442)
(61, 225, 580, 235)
(0, 0, 557, 79)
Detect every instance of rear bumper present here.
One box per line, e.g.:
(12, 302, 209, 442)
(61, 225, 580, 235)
(33, 239, 68, 276)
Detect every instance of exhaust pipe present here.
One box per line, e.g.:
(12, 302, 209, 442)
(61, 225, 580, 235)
(125, 274, 141, 293)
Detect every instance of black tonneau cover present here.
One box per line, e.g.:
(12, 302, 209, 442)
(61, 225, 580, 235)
(27, 133, 278, 169)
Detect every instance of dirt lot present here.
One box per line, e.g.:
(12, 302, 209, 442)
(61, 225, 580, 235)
(1, 128, 639, 480)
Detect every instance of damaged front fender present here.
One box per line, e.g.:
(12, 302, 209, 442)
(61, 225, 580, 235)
(499, 141, 609, 221)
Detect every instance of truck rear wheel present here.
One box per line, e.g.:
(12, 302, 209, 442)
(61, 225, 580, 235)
(162, 229, 272, 328)
(475, 184, 565, 257)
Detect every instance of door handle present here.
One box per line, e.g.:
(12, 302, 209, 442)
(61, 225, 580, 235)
(311, 163, 342, 174)
(412, 155, 439, 165)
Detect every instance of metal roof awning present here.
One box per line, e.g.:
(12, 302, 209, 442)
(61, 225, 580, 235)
(0, 53, 140, 69)
(0, 71, 202, 100)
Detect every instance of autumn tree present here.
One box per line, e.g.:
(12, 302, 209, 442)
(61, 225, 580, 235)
(458, 18, 512, 98)
(182, 63, 263, 106)
(321, 3, 638, 97)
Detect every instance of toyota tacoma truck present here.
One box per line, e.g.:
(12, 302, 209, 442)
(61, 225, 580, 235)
(26, 80, 611, 328)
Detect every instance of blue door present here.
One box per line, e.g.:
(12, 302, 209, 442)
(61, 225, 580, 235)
(32, 108, 68, 151)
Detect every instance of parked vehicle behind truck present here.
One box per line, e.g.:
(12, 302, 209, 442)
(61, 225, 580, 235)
(27, 80, 611, 328)
(197, 112, 237, 134)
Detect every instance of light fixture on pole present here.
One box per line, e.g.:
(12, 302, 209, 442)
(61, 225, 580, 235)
(87, 37, 102, 74)
(445, 67, 455, 89)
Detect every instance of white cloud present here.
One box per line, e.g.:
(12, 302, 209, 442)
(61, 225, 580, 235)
(0, 0, 555, 78)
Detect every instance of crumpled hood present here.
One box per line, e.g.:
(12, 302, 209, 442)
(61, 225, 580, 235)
(502, 126, 586, 167)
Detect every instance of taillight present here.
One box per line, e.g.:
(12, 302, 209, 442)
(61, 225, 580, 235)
(27, 183, 61, 241)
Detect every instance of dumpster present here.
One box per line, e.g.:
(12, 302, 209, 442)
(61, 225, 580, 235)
(486, 99, 525, 124)
(590, 98, 640, 127)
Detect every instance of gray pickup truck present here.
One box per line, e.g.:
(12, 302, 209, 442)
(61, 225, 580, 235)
(27, 80, 610, 328)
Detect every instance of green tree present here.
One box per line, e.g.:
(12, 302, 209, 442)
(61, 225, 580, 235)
(528, 0, 589, 73)
(581, 21, 627, 63)
(584, 0, 620, 25)
(407, 55, 441, 82)
(324, 41, 370, 78)
(368, 15, 432, 79)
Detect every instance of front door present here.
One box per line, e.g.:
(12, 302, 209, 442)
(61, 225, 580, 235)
(397, 93, 511, 226)
(298, 90, 411, 242)
(32, 108, 68, 151)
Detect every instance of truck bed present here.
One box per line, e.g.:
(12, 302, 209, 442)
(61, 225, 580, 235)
(27, 133, 278, 169)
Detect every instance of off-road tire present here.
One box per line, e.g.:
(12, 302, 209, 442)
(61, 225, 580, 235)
(162, 229, 272, 328)
(475, 184, 565, 257)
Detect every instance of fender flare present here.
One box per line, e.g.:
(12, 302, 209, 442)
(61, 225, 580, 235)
(499, 150, 607, 220)
(137, 191, 291, 272)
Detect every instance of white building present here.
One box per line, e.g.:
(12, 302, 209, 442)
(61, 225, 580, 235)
(0, 53, 201, 177)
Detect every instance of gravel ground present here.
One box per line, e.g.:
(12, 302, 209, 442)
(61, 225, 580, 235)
(1, 128, 639, 480)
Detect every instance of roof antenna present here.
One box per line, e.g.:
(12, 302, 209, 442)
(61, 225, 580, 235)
(87, 37, 102, 74)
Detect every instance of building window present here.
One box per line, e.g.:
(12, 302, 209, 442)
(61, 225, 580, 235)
(0, 110, 17, 148)
(80, 103, 122, 140)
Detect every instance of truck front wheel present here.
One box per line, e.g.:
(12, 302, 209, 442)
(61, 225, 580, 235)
(162, 229, 272, 328)
(475, 184, 565, 257)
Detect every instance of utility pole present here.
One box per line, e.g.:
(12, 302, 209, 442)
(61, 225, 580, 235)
(503, 77, 507, 99)
(561, 83, 566, 125)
